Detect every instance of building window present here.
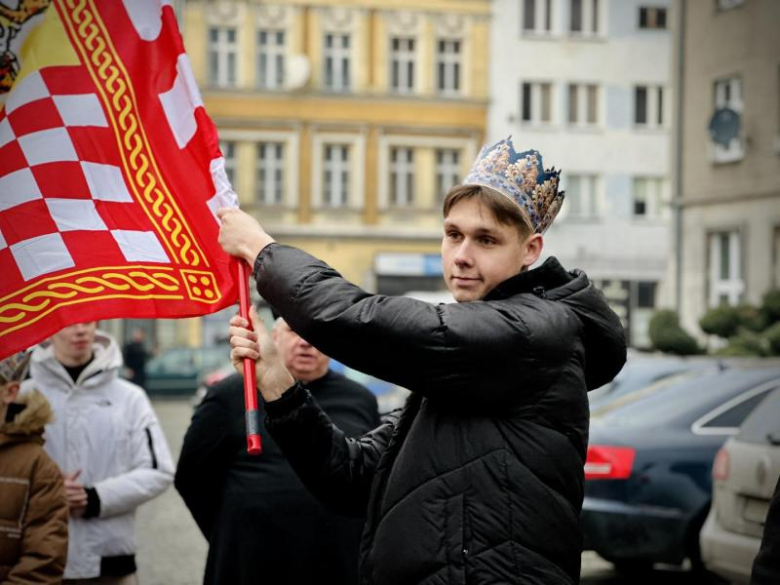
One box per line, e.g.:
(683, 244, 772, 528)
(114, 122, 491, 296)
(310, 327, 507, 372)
(389, 147, 414, 207)
(323, 144, 350, 208)
(716, 0, 744, 10)
(435, 149, 460, 205)
(565, 174, 600, 218)
(634, 85, 665, 128)
(208, 27, 237, 87)
(522, 0, 553, 34)
(567, 83, 599, 126)
(708, 231, 743, 307)
(220, 141, 237, 186)
(712, 76, 744, 162)
(324, 33, 351, 92)
(258, 30, 285, 89)
(257, 142, 284, 205)
(639, 7, 667, 29)
(632, 177, 666, 219)
(521, 81, 553, 125)
(436, 39, 461, 96)
(570, 0, 600, 35)
(390, 37, 416, 94)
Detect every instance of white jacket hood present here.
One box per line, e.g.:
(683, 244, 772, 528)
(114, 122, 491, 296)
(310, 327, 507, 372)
(30, 330, 123, 390)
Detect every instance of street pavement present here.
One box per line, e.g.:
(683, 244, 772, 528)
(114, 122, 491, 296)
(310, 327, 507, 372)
(135, 398, 705, 584)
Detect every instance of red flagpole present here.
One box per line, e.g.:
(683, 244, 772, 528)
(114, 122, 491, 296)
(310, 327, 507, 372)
(237, 260, 262, 455)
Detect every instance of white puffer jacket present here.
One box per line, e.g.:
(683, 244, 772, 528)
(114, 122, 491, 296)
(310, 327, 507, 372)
(22, 331, 174, 579)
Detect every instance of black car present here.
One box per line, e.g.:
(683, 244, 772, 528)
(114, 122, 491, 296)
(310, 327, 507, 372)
(144, 346, 230, 396)
(582, 364, 780, 574)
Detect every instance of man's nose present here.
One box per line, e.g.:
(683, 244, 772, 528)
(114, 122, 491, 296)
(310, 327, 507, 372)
(454, 240, 473, 266)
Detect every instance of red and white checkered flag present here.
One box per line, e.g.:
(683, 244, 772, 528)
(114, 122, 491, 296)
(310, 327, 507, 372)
(0, 0, 239, 359)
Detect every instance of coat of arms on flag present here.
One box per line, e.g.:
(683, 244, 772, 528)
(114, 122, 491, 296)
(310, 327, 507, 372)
(0, 0, 239, 359)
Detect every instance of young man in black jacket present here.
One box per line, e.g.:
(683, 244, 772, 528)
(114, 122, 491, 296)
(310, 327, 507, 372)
(175, 317, 379, 585)
(218, 138, 627, 585)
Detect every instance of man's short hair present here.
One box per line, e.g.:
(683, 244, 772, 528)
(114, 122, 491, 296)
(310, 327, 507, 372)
(442, 184, 533, 239)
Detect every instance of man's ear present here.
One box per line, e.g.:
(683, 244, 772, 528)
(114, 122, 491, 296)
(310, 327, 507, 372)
(2, 381, 20, 405)
(522, 234, 544, 269)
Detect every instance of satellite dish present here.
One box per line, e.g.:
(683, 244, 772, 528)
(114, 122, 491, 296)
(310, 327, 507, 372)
(285, 54, 311, 90)
(708, 107, 741, 147)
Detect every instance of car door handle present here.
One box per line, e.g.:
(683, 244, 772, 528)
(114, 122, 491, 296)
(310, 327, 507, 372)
(768, 432, 780, 446)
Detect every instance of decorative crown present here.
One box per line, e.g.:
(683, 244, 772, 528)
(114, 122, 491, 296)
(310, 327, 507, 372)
(463, 137, 564, 234)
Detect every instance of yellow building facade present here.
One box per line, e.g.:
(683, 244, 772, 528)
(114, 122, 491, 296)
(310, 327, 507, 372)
(112, 0, 490, 349)
(186, 0, 489, 288)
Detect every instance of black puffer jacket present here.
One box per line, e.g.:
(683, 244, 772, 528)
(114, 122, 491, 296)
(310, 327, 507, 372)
(255, 245, 626, 585)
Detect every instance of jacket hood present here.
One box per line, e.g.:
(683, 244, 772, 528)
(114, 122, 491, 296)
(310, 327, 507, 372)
(30, 330, 123, 390)
(0, 389, 53, 441)
(487, 257, 627, 390)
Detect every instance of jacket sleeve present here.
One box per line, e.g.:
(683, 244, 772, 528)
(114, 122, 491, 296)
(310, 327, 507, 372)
(174, 385, 234, 540)
(92, 388, 174, 518)
(265, 383, 400, 517)
(5, 454, 68, 585)
(254, 245, 571, 406)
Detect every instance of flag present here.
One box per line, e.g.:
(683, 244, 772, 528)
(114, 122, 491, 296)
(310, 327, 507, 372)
(0, 0, 239, 360)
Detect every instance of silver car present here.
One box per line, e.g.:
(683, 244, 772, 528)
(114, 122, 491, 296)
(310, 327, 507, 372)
(700, 386, 780, 584)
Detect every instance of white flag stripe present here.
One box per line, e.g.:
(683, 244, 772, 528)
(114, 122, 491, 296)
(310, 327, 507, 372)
(0, 168, 43, 212)
(111, 229, 170, 263)
(46, 199, 108, 232)
(159, 54, 203, 149)
(0, 228, 6, 251)
(0, 118, 15, 149)
(5, 71, 50, 114)
(81, 162, 134, 202)
(123, 0, 173, 41)
(53, 94, 109, 127)
(11, 233, 75, 281)
(18, 127, 78, 166)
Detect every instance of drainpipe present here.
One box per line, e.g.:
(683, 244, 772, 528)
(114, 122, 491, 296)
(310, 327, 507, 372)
(673, 0, 686, 313)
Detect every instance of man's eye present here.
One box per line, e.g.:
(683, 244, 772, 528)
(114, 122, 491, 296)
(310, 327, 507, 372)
(479, 237, 495, 245)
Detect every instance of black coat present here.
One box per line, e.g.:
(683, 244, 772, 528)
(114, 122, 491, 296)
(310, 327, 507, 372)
(751, 476, 780, 584)
(255, 245, 627, 585)
(174, 370, 380, 585)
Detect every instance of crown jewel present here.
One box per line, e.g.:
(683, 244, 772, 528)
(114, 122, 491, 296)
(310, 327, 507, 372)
(463, 137, 564, 234)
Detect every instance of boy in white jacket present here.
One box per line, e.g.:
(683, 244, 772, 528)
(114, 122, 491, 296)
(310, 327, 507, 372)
(23, 322, 174, 584)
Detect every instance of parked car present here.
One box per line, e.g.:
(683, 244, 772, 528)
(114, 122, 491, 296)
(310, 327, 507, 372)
(588, 353, 713, 410)
(581, 364, 780, 575)
(700, 386, 780, 583)
(144, 346, 230, 396)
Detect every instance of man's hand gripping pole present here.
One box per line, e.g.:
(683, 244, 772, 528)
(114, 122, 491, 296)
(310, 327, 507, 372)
(238, 260, 262, 455)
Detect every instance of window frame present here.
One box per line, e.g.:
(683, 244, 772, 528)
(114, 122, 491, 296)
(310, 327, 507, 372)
(435, 148, 461, 206)
(323, 32, 352, 92)
(707, 229, 745, 308)
(257, 29, 286, 90)
(520, 80, 554, 126)
(208, 26, 238, 88)
(256, 141, 285, 206)
(322, 143, 351, 209)
(567, 82, 599, 127)
(436, 38, 462, 97)
(389, 36, 417, 94)
(712, 76, 744, 163)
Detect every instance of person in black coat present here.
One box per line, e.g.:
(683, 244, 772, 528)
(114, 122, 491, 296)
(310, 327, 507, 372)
(751, 476, 780, 584)
(174, 317, 380, 585)
(218, 138, 627, 585)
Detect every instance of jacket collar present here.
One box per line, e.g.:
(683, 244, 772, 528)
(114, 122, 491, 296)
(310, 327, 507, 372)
(484, 256, 583, 302)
